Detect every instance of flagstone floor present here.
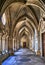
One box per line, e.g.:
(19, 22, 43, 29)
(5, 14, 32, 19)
(2, 48, 45, 65)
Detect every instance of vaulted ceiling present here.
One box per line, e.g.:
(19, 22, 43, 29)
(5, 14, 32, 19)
(0, 0, 45, 39)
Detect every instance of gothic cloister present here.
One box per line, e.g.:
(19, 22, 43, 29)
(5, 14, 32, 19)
(0, 0, 45, 65)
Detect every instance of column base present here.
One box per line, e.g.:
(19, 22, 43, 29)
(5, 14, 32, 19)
(10, 52, 14, 56)
(9, 49, 14, 56)
(36, 50, 41, 56)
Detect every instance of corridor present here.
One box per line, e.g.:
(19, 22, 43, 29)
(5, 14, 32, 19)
(2, 48, 45, 65)
(0, 0, 45, 65)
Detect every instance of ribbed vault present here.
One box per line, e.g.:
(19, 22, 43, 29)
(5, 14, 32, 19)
(0, 0, 45, 56)
(13, 19, 34, 36)
(0, 0, 45, 15)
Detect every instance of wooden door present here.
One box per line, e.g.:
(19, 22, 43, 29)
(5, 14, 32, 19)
(42, 32, 45, 57)
(23, 42, 26, 48)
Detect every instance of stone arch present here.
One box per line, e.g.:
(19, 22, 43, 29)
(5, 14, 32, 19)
(13, 14, 38, 35)
(1, 0, 45, 15)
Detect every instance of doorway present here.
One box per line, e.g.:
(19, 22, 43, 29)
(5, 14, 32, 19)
(42, 32, 45, 57)
(23, 42, 26, 48)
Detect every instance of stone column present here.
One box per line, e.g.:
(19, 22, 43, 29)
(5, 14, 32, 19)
(13, 38, 15, 51)
(29, 39, 32, 50)
(32, 34, 35, 51)
(40, 30, 42, 56)
(35, 30, 38, 53)
(0, 35, 2, 51)
(2, 36, 5, 51)
(8, 37, 14, 55)
(16, 39, 17, 50)
(15, 39, 16, 51)
(19, 39, 21, 48)
(14, 39, 15, 51)
(37, 31, 41, 56)
(17, 40, 19, 49)
(18, 40, 20, 49)
(13, 38, 14, 51)
(5, 38, 6, 50)
(5, 36, 8, 51)
(32, 36, 34, 51)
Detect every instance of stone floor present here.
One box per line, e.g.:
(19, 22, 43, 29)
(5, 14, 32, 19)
(2, 48, 45, 65)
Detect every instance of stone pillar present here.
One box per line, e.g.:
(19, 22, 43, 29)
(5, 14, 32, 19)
(19, 39, 21, 48)
(5, 36, 8, 51)
(0, 35, 2, 51)
(40, 31, 42, 56)
(29, 39, 32, 50)
(15, 39, 16, 51)
(16, 39, 17, 50)
(2, 36, 5, 51)
(18, 40, 20, 49)
(5, 37, 6, 51)
(8, 37, 14, 55)
(13, 38, 15, 51)
(37, 31, 41, 56)
(0, 33, 1, 65)
(35, 30, 38, 53)
(17, 40, 19, 49)
(14, 39, 15, 51)
(32, 34, 35, 51)
(13, 38, 14, 51)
